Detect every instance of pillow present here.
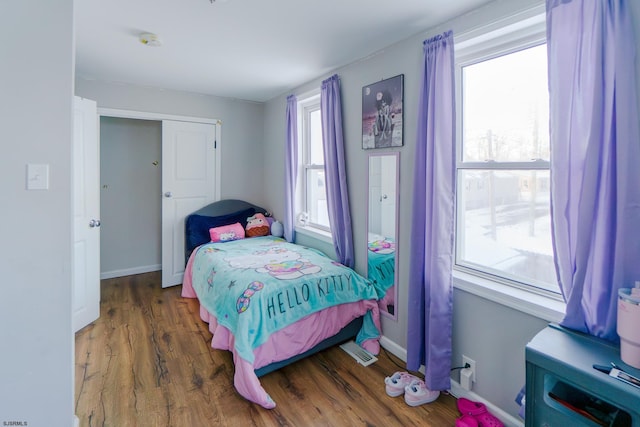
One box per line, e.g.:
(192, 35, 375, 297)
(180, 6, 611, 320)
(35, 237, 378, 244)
(209, 222, 245, 243)
(185, 207, 256, 262)
(245, 213, 270, 237)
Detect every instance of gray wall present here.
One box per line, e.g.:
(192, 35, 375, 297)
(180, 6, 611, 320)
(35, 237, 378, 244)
(263, 0, 640, 421)
(0, 1, 74, 425)
(100, 117, 162, 276)
(9, 0, 631, 423)
(76, 78, 268, 208)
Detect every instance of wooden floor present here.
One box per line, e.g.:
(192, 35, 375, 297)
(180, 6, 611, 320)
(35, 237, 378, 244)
(75, 272, 460, 426)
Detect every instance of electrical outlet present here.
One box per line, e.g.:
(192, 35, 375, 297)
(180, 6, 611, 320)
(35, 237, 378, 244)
(462, 355, 476, 383)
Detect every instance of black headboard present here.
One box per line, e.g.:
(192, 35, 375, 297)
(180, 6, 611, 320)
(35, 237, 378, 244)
(184, 199, 269, 264)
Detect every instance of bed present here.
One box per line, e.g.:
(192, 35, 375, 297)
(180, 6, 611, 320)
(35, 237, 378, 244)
(367, 233, 396, 314)
(181, 199, 382, 408)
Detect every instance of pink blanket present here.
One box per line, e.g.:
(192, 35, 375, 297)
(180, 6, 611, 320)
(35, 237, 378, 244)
(182, 251, 381, 408)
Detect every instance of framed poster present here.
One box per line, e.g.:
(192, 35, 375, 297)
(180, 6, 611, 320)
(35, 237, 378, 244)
(362, 74, 404, 149)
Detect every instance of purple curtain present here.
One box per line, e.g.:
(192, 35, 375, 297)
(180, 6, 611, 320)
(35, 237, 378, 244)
(284, 94, 298, 243)
(321, 74, 354, 268)
(407, 31, 455, 390)
(547, 0, 640, 340)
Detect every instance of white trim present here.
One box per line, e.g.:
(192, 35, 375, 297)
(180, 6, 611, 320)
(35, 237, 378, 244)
(454, 3, 545, 48)
(294, 225, 333, 245)
(98, 107, 218, 125)
(98, 107, 222, 202)
(97, 108, 222, 273)
(454, 270, 565, 323)
(380, 335, 407, 361)
(452, 6, 560, 307)
(455, 13, 546, 61)
(294, 88, 321, 104)
(214, 121, 222, 201)
(298, 95, 328, 231)
(100, 264, 162, 280)
(74, 415, 79, 427)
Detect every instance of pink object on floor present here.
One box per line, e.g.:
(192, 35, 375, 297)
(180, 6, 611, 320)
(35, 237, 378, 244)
(457, 397, 504, 427)
(456, 414, 479, 427)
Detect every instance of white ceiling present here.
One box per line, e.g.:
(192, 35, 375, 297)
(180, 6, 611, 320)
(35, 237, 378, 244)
(75, 0, 495, 103)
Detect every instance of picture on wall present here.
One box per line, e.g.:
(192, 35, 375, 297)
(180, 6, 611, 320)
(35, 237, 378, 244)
(362, 74, 404, 149)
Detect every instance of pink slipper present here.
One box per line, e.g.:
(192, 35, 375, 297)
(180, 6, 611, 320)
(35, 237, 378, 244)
(456, 415, 479, 427)
(457, 397, 504, 427)
(384, 371, 420, 397)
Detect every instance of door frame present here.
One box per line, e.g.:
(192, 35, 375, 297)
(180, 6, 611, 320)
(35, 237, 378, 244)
(98, 108, 221, 201)
(97, 107, 222, 277)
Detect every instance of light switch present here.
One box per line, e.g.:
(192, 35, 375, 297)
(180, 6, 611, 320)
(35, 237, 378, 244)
(27, 164, 49, 190)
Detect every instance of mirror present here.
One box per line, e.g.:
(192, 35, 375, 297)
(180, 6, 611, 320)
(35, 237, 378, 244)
(367, 152, 399, 319)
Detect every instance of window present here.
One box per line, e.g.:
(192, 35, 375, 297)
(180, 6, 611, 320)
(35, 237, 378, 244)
(298, 93, 330, 232)
(455, 18, 559, 295)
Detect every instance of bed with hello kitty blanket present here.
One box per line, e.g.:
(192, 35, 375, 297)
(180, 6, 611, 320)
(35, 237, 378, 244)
(181, 200, 382, 409)
(368, 233, 396, 312)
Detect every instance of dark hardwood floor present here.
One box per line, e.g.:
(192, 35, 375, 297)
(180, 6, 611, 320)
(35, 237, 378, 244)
(75, 272, 459, 426)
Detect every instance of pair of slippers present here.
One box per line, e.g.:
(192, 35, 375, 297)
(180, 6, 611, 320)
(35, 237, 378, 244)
(384, 371, 440, 407)
(456, 397, 504, 427)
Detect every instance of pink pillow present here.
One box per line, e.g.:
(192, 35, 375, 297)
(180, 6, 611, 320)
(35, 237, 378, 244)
(209, 222, 245, 243)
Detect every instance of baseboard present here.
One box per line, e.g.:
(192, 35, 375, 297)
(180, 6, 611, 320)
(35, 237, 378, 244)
(378, 336, 523, 427)
(380, 335, 407, 362)
(100, 264, 161, 280)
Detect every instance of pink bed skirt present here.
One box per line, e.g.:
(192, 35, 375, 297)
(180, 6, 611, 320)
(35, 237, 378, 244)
(182, 254, 381, 408)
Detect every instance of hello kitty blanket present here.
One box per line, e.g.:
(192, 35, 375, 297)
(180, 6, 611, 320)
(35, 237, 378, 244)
(186, 237, 381, 396)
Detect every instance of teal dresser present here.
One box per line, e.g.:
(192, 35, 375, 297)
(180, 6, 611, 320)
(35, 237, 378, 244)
(526, 324, 640, 426)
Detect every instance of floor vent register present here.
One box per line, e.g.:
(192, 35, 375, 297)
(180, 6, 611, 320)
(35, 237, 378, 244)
(339, 340, 378, 367)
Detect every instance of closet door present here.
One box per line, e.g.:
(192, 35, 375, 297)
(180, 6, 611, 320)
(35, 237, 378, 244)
(161, 120, 217, 287)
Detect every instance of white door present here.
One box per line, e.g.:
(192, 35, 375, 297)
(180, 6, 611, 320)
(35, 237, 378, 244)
(380, 155, 397, 238)
(73, 96, 100, 332)
(162, 120, 217, 287)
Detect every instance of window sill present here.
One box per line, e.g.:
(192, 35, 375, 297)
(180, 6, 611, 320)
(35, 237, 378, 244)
(453, 269, 566, 323)
(293, 228, 565, 322)
(294, 225, 333, 244)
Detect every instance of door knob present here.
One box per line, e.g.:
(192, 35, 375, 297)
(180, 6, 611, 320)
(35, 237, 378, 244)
(89, 219, 101, 228)
(164, 191, 172, 198)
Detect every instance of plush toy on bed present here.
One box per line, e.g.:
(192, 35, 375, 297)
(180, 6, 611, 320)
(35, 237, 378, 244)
(245, 213, 271, 237)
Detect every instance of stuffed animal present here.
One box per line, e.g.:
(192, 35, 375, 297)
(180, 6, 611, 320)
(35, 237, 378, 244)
(271, 220, 284, 238)
(245, 213, 270, 237)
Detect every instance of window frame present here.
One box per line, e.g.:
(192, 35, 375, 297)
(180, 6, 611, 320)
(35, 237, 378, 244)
(296, 92, 331, 235)
(453, 13, 561, 299)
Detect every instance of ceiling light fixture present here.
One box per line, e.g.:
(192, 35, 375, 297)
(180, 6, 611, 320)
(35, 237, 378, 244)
(139, 32, 162, 47)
